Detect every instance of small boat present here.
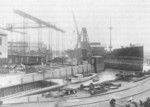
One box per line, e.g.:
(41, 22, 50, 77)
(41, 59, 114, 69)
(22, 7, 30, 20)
(42, 88, 77, 98)
(70, 73, 97, 83)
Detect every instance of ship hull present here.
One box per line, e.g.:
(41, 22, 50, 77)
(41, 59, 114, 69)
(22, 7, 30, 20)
(105, 46, 144, 71)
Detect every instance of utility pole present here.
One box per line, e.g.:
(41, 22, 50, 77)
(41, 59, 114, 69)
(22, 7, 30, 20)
(109, 17, 112, 52)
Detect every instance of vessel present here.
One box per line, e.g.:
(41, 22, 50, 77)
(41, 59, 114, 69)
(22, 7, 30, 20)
(105, 45, 144, 71)
(70, 73, 97, 83)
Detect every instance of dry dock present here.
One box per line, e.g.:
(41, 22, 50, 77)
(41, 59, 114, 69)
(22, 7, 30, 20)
(1, 68, 150, 107)
(0, 64, 91, 99)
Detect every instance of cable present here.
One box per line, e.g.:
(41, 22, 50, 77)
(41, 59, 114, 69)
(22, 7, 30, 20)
(62, 33, 63, 57)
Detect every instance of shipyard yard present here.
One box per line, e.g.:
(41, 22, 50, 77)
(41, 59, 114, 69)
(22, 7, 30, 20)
(0, 0, 150, 107)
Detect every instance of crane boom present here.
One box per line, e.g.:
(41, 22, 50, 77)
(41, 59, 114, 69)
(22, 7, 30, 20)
(72, 11, 81, 49)
(9, 26, 48, 29)
(72, 12, 80, 37)
(14, 9, 65, 33)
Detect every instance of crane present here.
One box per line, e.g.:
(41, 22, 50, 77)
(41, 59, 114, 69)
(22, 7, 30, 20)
(12, 9, 65, 62)
(72, 11, 90, 49)
(14, 9, 65, 33)
(72, 11, 91, 61)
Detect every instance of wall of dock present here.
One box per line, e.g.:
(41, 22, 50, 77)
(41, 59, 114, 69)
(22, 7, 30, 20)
(0, 64, 91, 88)
(0, 82, 42, 98)
(0, 64, 91, 98)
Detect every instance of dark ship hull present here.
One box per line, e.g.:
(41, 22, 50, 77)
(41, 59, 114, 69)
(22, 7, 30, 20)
(105, 46, 144, 71)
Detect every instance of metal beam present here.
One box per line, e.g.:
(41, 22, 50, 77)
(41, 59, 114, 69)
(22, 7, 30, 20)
(11, 26, 48, 29)
(0, 27, 26, 34)
(14, 9, 65, 33)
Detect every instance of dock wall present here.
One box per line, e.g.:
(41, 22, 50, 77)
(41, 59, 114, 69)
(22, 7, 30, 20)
(0, 64, 91, 89)
(0, 64, 91, 98)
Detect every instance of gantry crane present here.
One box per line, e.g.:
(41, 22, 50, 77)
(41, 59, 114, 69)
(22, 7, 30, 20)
(14, 10, 65, 33)
(1, 10, 65, 64)
(12, 9, 66, 62)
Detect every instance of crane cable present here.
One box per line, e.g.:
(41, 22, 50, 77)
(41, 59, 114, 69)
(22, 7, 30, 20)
(23, 17, 26, 56)
(48, 28, 52, 60)
(61, 33, 63, 57)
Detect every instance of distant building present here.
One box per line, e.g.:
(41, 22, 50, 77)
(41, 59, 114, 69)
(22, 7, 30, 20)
(0, 32, 8, 58)
(8, 42, 47, 53)
(7, 42, 48, 64)
(0, 32, 8, 65)
(8, 42, 27, 52)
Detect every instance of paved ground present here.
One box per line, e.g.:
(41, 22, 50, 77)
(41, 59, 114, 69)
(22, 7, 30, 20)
(2, 68, 150, 107)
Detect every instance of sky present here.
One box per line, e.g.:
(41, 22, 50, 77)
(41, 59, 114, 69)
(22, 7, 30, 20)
(0, 0, 149, 55)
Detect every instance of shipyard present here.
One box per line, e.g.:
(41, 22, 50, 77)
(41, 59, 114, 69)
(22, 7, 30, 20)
(0, 0, 150, 107)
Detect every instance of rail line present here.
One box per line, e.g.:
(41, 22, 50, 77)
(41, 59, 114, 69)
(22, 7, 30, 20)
(63, 77, 150, 107)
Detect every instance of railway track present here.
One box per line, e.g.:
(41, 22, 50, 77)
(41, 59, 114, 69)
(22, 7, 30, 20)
(63, 77, 150, 107)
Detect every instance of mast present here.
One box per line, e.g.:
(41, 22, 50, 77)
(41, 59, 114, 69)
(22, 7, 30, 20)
(109, 17, 112, 52)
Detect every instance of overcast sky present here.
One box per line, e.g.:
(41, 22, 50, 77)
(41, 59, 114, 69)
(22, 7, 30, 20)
(0, 0, 149, 54)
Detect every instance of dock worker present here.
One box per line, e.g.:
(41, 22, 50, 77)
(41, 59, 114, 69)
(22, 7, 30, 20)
(110, 98, 116, 107)
(127, 97, 138, 107)
(144, 97, 150, 107)
(110, 98, 131, 107)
